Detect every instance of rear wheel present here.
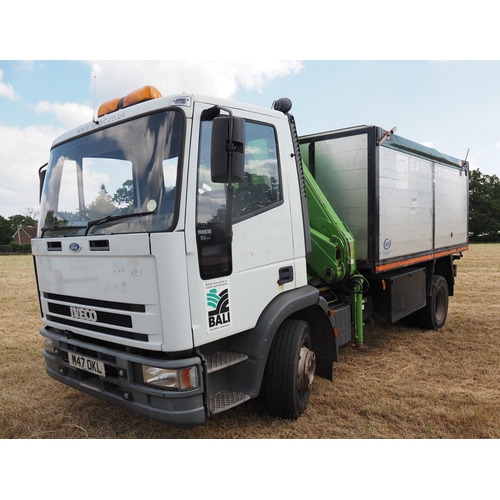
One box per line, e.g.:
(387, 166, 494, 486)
(417, 275, 449, 330)
(265, 319, 316, 419)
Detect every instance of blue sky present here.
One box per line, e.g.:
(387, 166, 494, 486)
(1, 60, 499, 218)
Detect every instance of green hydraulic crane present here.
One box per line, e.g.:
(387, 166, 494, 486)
(303, 163, 365, 346)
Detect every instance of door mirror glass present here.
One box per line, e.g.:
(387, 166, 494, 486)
(210, 115, 245, 183)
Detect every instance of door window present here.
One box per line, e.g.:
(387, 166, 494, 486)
(196, 118, 282, 279)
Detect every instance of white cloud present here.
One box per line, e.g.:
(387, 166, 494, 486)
(0, 69, 19, 101)
(0, 124, 63, 217)
(33, 101, 93, 129)
(88, 61, 303, 103)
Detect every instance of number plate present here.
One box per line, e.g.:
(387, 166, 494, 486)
(68, 352, 106, 377)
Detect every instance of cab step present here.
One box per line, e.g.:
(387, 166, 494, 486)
(209, 390, 251, 414)
(206, 351, 248, 373)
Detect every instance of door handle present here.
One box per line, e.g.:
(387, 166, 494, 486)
(278, 266, 294, 285)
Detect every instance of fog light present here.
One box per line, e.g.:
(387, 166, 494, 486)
(142, 365, 199, 390)
(43, 337, 54, 354)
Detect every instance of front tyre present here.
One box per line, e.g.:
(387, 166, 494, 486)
(417, 275, 449, 330)
(265, 319, 316, 419)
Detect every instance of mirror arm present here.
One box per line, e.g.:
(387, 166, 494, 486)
(218, 106, 235, 242)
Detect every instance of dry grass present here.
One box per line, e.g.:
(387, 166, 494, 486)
(1, 245, 499, 439)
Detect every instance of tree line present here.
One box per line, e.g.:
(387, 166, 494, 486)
(0, 209, 38, 253)
(469, 168, 500, 242)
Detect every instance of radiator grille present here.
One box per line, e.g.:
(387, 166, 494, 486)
(46, 315, 148, 342)
(48, 302, 132, 328)
(44, 292, 145, 312)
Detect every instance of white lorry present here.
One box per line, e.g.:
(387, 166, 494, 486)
(33, 86, 468, 428)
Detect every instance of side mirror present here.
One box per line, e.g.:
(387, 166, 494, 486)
(211, 115, 245, 183)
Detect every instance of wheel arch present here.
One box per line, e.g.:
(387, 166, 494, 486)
(211, 285, 333, 396)
(263, 290, 337, 380)
(288, 300, 339, 380)
(424, 255, 455, 297)
(199, 285, 336, 400)
(251, 285, 324, 374)
(416, 274, 449, 330)
(434, 255, 456, 297)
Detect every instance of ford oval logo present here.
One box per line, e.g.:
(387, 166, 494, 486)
(69, 242, 82, 252)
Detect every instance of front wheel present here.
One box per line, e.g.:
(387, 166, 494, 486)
(417, 275, 449, 330)
(264, 319, 316, 419)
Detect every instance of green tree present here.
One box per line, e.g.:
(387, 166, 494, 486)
(469, 168, 500, 241)
(0, 216, 15, 244)
(8, 214, 38, 229)
(87, 184, 116, 215)
(112, 179, 134, 214)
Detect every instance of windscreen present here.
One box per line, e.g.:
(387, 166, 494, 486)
(40, 110, 183, 237)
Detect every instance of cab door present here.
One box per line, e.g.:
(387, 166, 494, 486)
(185, 103, 297, 348)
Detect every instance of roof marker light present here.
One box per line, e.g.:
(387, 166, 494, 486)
(97, 97, 121, 118)
(97, 85, 162, 118)
(123, 85, 162, 108)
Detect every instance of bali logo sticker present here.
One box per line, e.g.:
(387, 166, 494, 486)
(205, 279, 231, 332)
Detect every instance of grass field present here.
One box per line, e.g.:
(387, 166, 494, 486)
(1, 244, 499, 439)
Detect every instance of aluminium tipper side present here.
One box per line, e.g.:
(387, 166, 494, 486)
(299, 125, 468, 273)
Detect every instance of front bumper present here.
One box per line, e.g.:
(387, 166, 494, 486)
(41, 327, 206, 429)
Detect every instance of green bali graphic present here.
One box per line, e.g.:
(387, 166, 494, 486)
(206, 289, 220, 309)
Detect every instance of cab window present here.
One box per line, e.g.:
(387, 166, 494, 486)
(196, 118, 282, 279)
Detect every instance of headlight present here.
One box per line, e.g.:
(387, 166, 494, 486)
(43, 337, 54, 354)
(142, 365, 199, 390)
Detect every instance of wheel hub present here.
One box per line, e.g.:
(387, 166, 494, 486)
(435, 287, 446, 321)
(298, 345, 316, 394)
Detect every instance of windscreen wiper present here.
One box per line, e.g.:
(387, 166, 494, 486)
(85, 211, 156, 235)
(41, 224, 87, 236)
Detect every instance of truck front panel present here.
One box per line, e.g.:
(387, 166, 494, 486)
(33, 232, 194, 352)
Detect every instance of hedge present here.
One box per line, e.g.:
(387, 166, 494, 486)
(0, 243, 32, 254)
